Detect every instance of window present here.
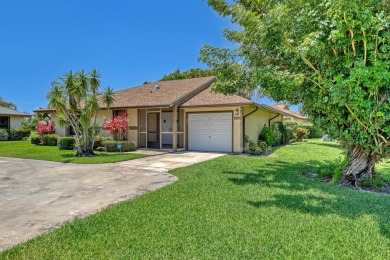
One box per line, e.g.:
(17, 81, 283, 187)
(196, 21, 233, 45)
(113, 110, 126, 117)
(0, 116, 9, 130)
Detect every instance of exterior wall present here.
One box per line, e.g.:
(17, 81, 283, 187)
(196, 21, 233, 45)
(50, 112, 68, 136)
(126, 108, 138, 147)
(183, 106, 243, 153)
(243, 106, 283, 145)
(9, 116, 23, 129)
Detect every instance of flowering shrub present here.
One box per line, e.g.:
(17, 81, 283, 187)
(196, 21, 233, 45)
(35, 121, 55, 143)
(103, 114, 128, 141)
(296, 127, 309, 141)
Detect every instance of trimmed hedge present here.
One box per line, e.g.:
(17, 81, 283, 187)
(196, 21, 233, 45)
(30, 133, 40, 145)
(103, 140, 136, 152)
(57, 137, 75, 150)
(42, 134, 60, 146)
(9, 127, 31, 141)
(94, 136, 113, 149)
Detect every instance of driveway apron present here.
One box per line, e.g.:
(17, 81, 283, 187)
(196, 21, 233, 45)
(0, 151, 224, 252)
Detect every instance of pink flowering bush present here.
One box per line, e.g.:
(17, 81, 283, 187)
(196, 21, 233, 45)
(103, 114, 128, 141)
(35, 121, 56, 143)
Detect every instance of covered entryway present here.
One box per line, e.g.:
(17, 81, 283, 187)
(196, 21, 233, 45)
(188, 112, 232, 152)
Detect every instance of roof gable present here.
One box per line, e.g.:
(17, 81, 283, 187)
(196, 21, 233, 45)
(270, 104, 308, 120)
(180, 86, 253, 107)
(110, 76, 216, 108)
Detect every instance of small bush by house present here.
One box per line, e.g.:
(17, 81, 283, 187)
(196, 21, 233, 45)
(57, 137, 75, 150)
(259, 124, 281, 147)
(299, 123, 323, 138)
(0, 129, 9, 141)
(103, 140, 136, 152)
(30, 133, 40, 145)
(42, 134, 60, 146)
(296, 127, 309, 141)
(9, 127, 31, 141)
(94, 136, 113, 149)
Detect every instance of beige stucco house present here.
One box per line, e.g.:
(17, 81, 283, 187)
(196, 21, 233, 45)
(0, 106, 31, 130)
(35, 76, 291, 153)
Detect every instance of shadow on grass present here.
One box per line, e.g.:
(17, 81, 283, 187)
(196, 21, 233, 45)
(311, 142, 344, 150)
(225, 159, 390, 240)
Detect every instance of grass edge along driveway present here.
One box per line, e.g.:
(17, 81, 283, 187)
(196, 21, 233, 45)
(2, 140, 390, 258)
(0, 141, 143, 164)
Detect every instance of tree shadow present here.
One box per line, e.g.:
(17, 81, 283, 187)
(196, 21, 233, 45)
(225, 159, 390, 240)
(310, 142, 344, 150)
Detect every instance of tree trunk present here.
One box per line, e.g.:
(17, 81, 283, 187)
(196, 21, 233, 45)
(340, 146, 376, 186)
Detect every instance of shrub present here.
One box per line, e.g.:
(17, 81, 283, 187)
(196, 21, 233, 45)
(94, 136, 113, 149)
(9, 127, 31, 141)
(57, 137, 75, 150)
(272, 122, 289, 144)
(103, 140, 136, 152)
(103, 114, 128, 141)
(42, 134, 60, 146)
(296, 127, 309, 141)
(0, 129, 9, 141)
(284, 120, 299, 140)
(35, 121, 55, 143)
(244, 136, 271, 155)
(259, 124, 281, 147)
(299, 123, 323, 138)
(30, 133, 41, 145)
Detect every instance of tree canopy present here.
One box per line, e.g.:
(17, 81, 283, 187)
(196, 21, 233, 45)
(200, 0, 390, 185)
(0, 97, 17, 110)
(159, 68, 216, 81)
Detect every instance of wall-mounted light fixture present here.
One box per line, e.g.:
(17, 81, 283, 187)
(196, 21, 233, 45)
(234, 108, 240, 116)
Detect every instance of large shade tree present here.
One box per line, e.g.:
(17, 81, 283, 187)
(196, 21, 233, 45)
(200, 0, 390, 186)
(47, 69, 115, 157)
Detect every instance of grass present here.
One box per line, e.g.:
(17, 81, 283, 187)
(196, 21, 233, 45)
(378, 157, 390, 181)
(0, 141, 144, 164)
(2, 140, 390, 258)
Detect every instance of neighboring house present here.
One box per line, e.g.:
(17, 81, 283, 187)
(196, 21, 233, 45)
(270, 104, 309, 123)
(0, 106, 31, 130)
(35, 76, 291, 153)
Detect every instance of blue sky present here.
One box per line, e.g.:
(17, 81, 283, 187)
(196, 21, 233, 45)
(0, 0, 283, 113)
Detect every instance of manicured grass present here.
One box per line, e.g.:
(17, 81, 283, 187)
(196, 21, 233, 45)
(378, 157, 390, 181)
(0, 141, 144, 164)
(2, 140, 390, 258)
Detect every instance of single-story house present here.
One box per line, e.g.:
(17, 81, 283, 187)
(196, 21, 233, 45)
(0, 106, 31, 130)
(35, 76, 292, 153)
(270, 104, 309, 123)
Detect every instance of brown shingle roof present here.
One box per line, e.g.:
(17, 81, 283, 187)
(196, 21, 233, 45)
(270, 104, 308, 120)
(180, 86, 253, 107)
(109, 76, 217, 108)
(35, 76, 256, 111)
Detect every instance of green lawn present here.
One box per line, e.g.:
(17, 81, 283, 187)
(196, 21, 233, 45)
(0, 141, 144, 164)
(2, 140, 390, 259)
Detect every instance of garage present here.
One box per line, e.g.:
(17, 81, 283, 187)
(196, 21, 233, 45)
(188, 112, 232, 152)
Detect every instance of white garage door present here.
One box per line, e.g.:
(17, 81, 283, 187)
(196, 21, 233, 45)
(188, 113, 232, 152)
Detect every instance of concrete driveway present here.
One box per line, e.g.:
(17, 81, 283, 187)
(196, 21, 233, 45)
(0, 151, 224, 252)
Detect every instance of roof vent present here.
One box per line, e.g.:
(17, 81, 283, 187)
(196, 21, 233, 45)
(154, 85, 160, 90)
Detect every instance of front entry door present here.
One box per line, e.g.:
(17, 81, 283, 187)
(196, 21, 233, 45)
(147, 113, 160, 149)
